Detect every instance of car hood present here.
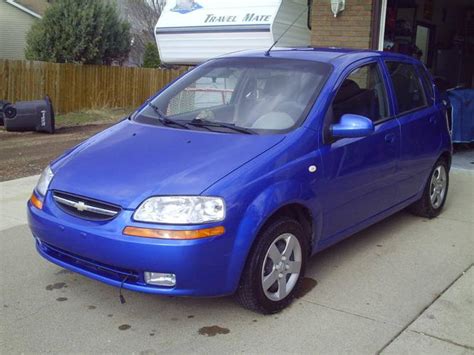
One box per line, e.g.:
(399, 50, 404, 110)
(50, 120, 285, 209)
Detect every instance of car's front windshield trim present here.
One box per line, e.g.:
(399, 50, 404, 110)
(134, 57, 332, 135)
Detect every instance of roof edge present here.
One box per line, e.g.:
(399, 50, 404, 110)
(6, 0, 42, 19)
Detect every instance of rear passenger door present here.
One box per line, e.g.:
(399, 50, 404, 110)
(319, 60, 401, 240)
(384, 61, 442, 200)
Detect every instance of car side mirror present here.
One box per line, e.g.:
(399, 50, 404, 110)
(330, 114, 374, 138)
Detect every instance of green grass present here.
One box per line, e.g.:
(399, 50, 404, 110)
(56, 108, 134, 127)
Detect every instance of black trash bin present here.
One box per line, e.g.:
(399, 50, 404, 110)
(3, 96, 55, 133)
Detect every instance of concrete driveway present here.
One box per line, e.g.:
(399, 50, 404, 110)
(1, 171, 473, 354)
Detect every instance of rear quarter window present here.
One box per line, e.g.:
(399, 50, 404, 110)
(417, 65, 434, 105)
(386, 61, 428, 114)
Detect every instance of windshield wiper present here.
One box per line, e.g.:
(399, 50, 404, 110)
(146, 101, 189, 130)
(188, 119, 256, 135)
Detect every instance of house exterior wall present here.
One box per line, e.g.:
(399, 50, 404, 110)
(0, 1, 37, 60)
(310, 0, 376, 49)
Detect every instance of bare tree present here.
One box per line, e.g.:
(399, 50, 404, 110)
(122, 0, 167, 65)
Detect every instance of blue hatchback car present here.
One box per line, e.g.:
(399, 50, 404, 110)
(28, 48, 451, 313)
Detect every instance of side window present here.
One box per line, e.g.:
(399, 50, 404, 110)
(332, 63, 389, 124)
(386, 61, 428, 114)
(417, 65, 434, 104)
(167, 68, 242, 116)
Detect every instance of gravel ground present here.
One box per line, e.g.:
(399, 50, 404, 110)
(0, 124, 111, 181)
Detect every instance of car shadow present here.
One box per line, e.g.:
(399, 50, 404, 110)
(305, 209, 416, 277)
(50, 209, 421, 319)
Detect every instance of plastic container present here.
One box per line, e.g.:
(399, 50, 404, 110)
(3, 96, 55, 134)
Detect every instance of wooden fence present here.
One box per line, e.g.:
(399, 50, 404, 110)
(0, 59, 188, 114)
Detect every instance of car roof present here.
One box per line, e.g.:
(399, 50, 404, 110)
(222, 47, 419, 66)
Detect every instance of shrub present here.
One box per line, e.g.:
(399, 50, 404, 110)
(25, 0, 131, 65)
(142, 43, 161, 68)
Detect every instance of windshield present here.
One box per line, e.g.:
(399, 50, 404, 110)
(135, 57, 331, 134)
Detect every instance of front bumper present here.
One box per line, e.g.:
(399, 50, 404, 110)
(27, 193, 237, 297)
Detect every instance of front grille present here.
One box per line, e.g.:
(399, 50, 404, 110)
(52, 191, 121, 221)
(40, 241, 141, 284)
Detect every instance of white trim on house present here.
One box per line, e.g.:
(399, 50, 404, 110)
(378, 0, 387, 51)
(6, 0, 42, 19)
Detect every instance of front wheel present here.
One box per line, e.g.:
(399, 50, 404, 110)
(235, 217, 309, 314)
(409, 158, 449, 218)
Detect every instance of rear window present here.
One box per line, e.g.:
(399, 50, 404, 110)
(386, 62, 428, 114)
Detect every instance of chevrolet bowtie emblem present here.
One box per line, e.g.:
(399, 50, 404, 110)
(75, 201, 87, 212)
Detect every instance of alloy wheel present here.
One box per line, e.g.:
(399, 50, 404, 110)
(261, 233, 302, 301)
(430, 165, 447, 209)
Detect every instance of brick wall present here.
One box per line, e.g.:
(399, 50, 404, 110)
(311, 0, 376, 49)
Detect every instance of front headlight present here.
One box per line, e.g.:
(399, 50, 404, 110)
(133, 196, 225, 224)
(35, 165, 54, 196)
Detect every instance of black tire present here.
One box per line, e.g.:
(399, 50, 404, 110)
(235, 217, 309, 314)
(409, 158, 449, 218)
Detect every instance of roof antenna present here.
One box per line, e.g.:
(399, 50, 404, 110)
(265, 7, 308, 57)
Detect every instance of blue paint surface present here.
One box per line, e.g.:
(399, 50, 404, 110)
(28, 48, 452, 297)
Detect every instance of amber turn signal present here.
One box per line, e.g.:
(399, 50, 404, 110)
(123, 226, 225, 240)
(30, 193, 43, 210)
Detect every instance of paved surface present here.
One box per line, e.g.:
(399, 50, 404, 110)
(384, 266, 474, 354)
(452, 147, 474, 171)
(0, 170, 473, 354)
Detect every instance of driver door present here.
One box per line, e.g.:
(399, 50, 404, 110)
(318, 61, 401, 241)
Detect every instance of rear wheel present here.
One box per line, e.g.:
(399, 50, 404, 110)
(235, 217, 308, 314)
(409, 158, 449, 218)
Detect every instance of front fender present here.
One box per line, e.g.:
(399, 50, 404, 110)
(201, 126, 323, 294)
(224, 179, 323, 293)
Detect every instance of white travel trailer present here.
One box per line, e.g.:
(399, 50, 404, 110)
(155, 0, 311, 65)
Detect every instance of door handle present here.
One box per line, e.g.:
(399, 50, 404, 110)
(384, 133, 396, 144)
(429, 116, 437, 124)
